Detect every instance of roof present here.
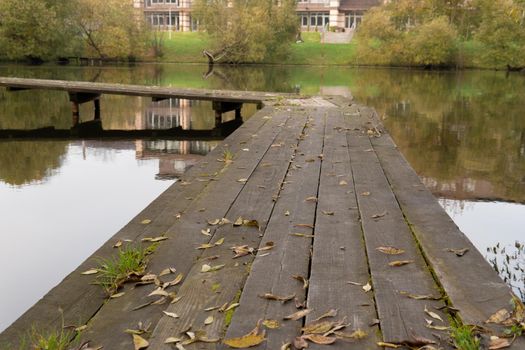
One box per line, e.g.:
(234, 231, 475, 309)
(339, 0, 383, 10)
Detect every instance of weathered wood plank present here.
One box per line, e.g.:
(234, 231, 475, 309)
(78, 110, 296, 348)
(221, 109, 327, 350)
(366, 106, 525, 346)
(0, 106, 279, 348)
(0, 77, 292, 105)
(145, 110, 309, 349)
(345, 107, 451, 347)
(305, 108, 379, 350)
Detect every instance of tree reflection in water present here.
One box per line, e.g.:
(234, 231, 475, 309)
(487, 242, 525, 300)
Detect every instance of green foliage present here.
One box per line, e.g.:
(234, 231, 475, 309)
(356, 0, 525, 69)
(450, 322, 481, 350)
(408, 16, 458, 66)
(193, 0, 299, 63)
(95, 244, 150, 295)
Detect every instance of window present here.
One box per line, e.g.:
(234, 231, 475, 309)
(345, 11, 364, 29)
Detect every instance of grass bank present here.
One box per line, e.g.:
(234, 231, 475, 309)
(159, 32, 357, 65)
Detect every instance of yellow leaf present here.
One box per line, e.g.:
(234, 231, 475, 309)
(113, 240, 123, 248)
(214, 237, 225, 246)
(197, 243, 214, 250)
(302, 334, 337, 345)
(262, 320, 280, 329)
(486, 309, 511, 324)
(377, 341, 401, 348)
(141, 219, 152, 225)
(110, 292, 125, 299)
(132, 334, 149, 350)
(223, 325, 266, 348)
(81, 269, 98, 275)
(164, 337, 182, 344)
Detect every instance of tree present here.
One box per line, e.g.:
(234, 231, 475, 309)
(408, 16, 458, 66)
(72, 0, 148, 59)
(0, 0, 78, 62)
(193, 0, 299, 64)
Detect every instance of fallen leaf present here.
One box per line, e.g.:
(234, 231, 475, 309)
(201, 264, 225, 273)
(290, 233, 315, 238)
(399, 291, 441, 300)
(347, 281, 363, 286)
(75, 325, 88, 332)
(284, 211, 290, 216)
(262, 320, 280, 329)
(225, 303, 240, 312)
(361, 192, 371, 196)
(376, 342, 401, 348)
(164, 337, 182, 344)
(293, 336, 309, 349)
(322, 211, 335, 216)
(334, 329, 367, 339)
(371, 211, 388, 219)
(237, 178, 248, 183)
(486, 309, 511, 324)
(81, 269, 98, 275)
(362, 283, 372, 292)
(339, 180, 348, 186)
(424, 305, 443, 322)
(142, 236, 168, 243)
(223, 323, 266, 348)
(447, 248, 469, 257)
(205, 316, 214, 325)
(114, 240, 123, 248)
(166, 273, 184, 287)
(110, 292, 125, 299)
(302, 321, 337, 334)
(201, 229, 212, 236)
(389, 260, 414, 267)
(489, 337, 513, 349)
(303, 334, 336, 345)
(159, 268, 175, 277)
(280, 342, 291, 350)
(149, 288, 169, 297)
(132, 334, 149, 350)
(376, 246, 405, 255)
(232, 245, 255, 258)
(293, 275, 309, 289)
(259, 293, 295, 303)
(197, 243, 215, 250)
(163, 311, 179, 318)
(284, 309, 312, 321)
(305, 196, 318, 202)
(141, 219, 152, 225)
(258, 242, 275, 251)
(214, 237, 225, 246)
(312, 309, 338, 322)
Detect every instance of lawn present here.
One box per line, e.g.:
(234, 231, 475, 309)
(158, 32, 358, 65)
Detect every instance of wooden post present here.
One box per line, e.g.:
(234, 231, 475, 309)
(215, 110, 222, 128)
(72, 101, 80, 127)
(94, 98, 101, 120)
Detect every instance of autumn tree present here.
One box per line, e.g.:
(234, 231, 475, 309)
(408, 16, 458, 66)
(0, 0, 79, 61)
(72, 0, 148, 59)
(193, 0, 299, 64)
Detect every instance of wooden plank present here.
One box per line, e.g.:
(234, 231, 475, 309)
(345, 106, 451, 347)
(0, 77, 293, 105)
(0, 106, 279, 348)
(77, 110, 296, 349)
(305, 108, 379, 350)
(366, 107, 525, 345)
(144, 110, 309, 349)
(222, 108, 327, 350)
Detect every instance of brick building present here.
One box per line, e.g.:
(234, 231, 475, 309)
(133, 0, 382, 32)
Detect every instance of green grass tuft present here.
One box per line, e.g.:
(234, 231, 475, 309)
(450, 322, 481, 350)
(95, 244, 150, 295)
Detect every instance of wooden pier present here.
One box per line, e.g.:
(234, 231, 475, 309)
(0, 82, 523, 349)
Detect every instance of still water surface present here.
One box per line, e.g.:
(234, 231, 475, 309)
(0, 63, 524, 331)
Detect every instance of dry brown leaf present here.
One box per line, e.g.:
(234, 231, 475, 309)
(132, 334, 149, 350)
(164, 337, 182, 344)
(290, 233, 315, 238)
(259, 293, 295, 303)
(302, 321, 337, 334)
(305, 196, 318, 202)
(280, 342, 291, 350)
(223, 323, 266, 348)
(110, 292, 125, 299)
(486, 309, 511, 324)
(284, 309, 312, 321)
(361, 192, 371, 196)
(377, 246, 405, 255)
(293, 275, 309, 289)
(489, 337, 513, 349)
(322, 210, 335, 216)
(232, 245, 255, 258)
(335, 329, 367, 339)
(295, 224, 314, 229)
(312, 309, 338, 322)
(197, 243, 214, 250)
(399, 291, 441, 300)
(371, 211, 388, 219)
(293, 336, 309, 349)
(166, 273, 184, 287)
(113, 240, 123, 248)
(389, 260, 414, 267)
(149, 287, 169, 297)
(424, 305, 443, 322)
(258, 242, 275, 251)
(303, 334, 337, 345)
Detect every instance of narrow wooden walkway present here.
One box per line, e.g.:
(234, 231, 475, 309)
(1, 95, 522, 350)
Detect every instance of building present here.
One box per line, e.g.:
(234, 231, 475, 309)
(133, 0, 382, 32)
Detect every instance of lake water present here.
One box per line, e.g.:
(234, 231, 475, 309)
(0, 63, 524, 331)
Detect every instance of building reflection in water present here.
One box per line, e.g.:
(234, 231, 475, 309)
(136, 98, 196, 131)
